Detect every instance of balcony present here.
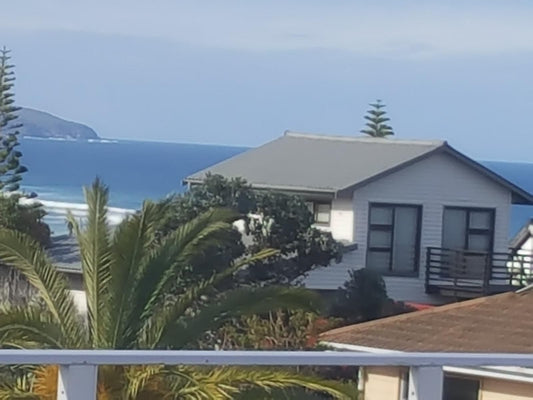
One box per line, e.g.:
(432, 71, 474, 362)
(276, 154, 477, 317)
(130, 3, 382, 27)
(425, 247, 532, 297)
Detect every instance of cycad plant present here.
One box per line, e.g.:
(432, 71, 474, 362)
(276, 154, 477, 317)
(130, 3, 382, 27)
(0, 179, 356, 399)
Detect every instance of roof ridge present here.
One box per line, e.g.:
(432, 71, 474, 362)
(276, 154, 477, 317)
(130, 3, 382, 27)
(284, 130, 445, 146)
(320, 291, 516, 339)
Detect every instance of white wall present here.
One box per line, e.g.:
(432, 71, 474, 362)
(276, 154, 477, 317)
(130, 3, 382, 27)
(305, 152, 512, 304)
(326, 197, 354, 243)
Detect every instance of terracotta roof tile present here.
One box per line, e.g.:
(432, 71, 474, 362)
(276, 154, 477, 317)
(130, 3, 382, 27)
(320, 287, 533, 353)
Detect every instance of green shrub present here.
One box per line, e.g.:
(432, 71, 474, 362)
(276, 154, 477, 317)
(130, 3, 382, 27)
(0, 196, 50, 246)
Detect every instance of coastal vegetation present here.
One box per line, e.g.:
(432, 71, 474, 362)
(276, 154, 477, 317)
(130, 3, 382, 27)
(0, 179, 356, 399)
(158, 174, 342, 286)
(330, 268, 414, 324)
(0, 46, 50, 307)
(0, 47, 27, 193)
(360, 99, 394, 138)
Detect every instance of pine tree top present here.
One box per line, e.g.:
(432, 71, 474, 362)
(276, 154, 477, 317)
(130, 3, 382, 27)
(360, 99, 394, 138)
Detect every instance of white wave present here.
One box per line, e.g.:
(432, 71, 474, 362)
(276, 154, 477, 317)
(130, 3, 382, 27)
(19, 198, 135, 227)
(22, 136, 75, 142)
(87, 138, 118, 144)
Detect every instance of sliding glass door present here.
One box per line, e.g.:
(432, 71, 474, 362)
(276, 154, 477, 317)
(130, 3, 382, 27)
(441, 207, 495, 279)
(367, 204, 422, 275)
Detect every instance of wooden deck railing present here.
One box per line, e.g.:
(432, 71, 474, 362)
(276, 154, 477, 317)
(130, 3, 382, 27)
(425, 247, 532, 296)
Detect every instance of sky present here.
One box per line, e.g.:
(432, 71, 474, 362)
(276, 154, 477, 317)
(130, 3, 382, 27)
(1, 1, 533, 161)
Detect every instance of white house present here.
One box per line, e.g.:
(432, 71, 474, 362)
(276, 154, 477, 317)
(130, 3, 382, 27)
(511, 218, 533, 259)
(185, 131, 533, 304)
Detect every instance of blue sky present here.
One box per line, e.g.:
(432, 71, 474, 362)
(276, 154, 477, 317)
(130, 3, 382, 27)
(2, 1, 533, 161)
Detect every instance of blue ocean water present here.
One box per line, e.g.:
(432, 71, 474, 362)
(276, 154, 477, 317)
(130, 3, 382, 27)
(19, 138, 245, 235)
(18, 138, 533, 238)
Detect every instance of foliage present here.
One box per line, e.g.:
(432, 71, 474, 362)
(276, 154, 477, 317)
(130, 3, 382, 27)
(0, 47, 27, 192)
(0, 196, 50, 246)
(360, 99, 394, 138)
(330, 269, 414, 324)
(159, 174, 342, 286)
(200, 310, 342, 351)
(0, 178, 355, 399)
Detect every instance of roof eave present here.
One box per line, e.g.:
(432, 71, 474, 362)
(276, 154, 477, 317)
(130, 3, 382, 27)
(183, 177, 337, 196)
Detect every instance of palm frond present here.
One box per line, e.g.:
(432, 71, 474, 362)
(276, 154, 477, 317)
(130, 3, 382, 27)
(123, 365, 164, 399)
(128, 209, 243, 344)
(0, 229, 84, 348)
(72, 178, 113, 348)
(136, 248, 279, 349)
(162, 367, 358, 400)
(0, 305, 64, 349)
(109, 201, 163, 348)
(164, 286, 321, 349)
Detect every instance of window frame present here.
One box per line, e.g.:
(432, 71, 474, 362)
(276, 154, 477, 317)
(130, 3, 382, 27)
(366, 202, 422, 277)
(442, 206, 495, 253)
(306, 201, 331, 226)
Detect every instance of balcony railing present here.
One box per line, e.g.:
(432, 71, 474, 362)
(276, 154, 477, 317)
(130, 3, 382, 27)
(3, 349, 533, 400)
(425, 247, 532, 296)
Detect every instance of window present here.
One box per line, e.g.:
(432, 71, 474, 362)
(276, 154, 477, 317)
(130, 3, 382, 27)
(442, 207, 495, 252)
(367, 203, 422, 275)
(443, 376, 479, 400)
(306, 201, 331, 225)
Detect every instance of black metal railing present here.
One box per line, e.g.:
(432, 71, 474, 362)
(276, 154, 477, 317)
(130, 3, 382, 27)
(425, 247, 532, 296)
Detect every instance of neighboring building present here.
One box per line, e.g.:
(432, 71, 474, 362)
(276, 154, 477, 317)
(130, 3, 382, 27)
(511, 218, 533, 259)
(185, 131, 533, 304)
(42, 132, 533, 313)
(320, 287, 533, 400)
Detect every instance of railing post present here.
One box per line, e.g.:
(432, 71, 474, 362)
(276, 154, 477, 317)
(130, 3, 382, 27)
(57, 364, 98, 400)
(425, 247, 430, 292)
(408, 366, 443, 400)
(482, 252, 491, 294)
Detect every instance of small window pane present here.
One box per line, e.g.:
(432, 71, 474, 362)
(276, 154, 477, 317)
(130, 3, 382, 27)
(469, 211, 492, 230)
(367, 251, 390, 272)
(369, 230, 392, 248)
(392, 207, 419, 272)
(443, 209, 467, 250)
(468, 234, 491, 251)
(370, 206, 393, 225)
(443, 377, 479, 400)
(315, 203, 331, 224)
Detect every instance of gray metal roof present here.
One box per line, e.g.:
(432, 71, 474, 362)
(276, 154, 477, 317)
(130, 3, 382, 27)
(186, 131, 445, 194)
(185, 131, 533, 204)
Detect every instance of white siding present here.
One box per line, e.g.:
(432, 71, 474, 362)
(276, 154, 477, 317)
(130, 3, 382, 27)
(305, 152, 512, 304)
(329, 197, 354, 242)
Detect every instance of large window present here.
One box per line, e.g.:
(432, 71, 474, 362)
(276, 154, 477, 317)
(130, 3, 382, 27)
(306, 201, 331, 226)
(367, 203, 422, 276)
(442, 207, 495, 252)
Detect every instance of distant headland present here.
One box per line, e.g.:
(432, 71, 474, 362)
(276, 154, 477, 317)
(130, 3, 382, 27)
(17, 107, 100, 140)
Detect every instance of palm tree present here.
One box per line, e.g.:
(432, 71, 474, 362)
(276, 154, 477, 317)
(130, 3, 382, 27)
(0, 179, 356, 399)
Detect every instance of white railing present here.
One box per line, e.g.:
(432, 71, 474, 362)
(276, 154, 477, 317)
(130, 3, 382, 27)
(2, 350, 533, 400)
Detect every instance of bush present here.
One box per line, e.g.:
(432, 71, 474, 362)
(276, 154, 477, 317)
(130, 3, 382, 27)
(330, 268, 415, 324)
(0, 196, 50, 246)
(199, 310, 343, 351)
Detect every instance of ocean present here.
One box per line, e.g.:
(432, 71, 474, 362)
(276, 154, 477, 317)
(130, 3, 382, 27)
(18, 138, 533, 239)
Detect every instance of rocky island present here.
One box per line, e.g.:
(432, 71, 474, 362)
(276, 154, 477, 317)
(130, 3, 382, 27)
(17, 108, 100, 140)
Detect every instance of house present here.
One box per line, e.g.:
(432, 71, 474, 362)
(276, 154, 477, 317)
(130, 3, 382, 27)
(185, 131, 533, 304)
(320, 286, 533, 400)
(511, 218, 533, 259)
